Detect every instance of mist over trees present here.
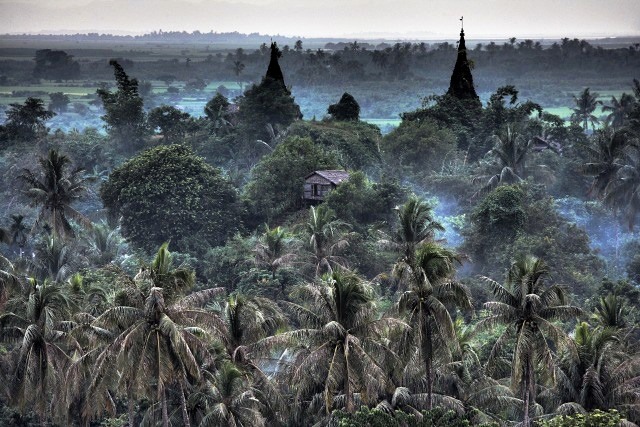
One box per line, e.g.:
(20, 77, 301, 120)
(0, 25, 639, 427)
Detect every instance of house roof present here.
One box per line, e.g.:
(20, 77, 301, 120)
(305, 170, 350, 185)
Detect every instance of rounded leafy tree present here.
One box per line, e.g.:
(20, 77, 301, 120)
(328, 92, 360, 121)
(101, 144, 243, 253)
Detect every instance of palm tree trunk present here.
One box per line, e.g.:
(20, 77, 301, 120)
(344, 336, 354, 413)
(420, 318, 434, 411)
(180, 381, 191, 427)
(523, 357, 533, 427)
(160, 384, 169, 427)
(127, 389, 135, 427)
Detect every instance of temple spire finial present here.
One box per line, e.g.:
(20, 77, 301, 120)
(460, 16, 464, 36)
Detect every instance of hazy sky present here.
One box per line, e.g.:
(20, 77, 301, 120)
(1, 0, 639, 38)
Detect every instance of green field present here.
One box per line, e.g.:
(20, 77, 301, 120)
(362, 118, 402, 127)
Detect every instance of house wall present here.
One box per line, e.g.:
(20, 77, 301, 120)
(304, 175, 336, 200)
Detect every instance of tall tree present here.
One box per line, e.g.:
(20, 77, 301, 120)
(571, 88, 602, 131)
(4, 97, 55, 141)
(0, 279, 72, 424)
(477, 126, 532, 194)
(397, 242, 472, 410)
(100, 144, 243, 253)
(254, 225, 297, 280)
(258, 271, 401, 417)
(602, 93, 635, 130)
(33, 49, 80, 81)
(479, 256, 581, 427)
(96, 60, 147, 151)
(91, 244, 224, 427)
(540, 321, 640, 421)
(582, 129, 630, 198)
(148, 105, 192, 142)
(19, 149, 90, 238)
(379, 195, 444, 271)
(303, 205, 351, 277)
(48, 92, 70, 113)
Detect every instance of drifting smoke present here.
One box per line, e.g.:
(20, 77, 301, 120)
(555, 197, 638, 278)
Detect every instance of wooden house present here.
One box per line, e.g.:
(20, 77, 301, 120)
(303, 170, 350, 201)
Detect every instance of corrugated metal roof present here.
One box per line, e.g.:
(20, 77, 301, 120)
(305, 170, 350, 185)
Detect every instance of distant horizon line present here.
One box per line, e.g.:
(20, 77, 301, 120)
(2, 29, 640, 42)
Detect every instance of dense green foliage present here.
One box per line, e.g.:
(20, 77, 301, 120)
(328, 92, 361, 121)
(148, 104, 193, 142)
(243, 135, 339, 222)
(32, 49, 80, 81)
(288, 119, 382, 171)
(100, 144, 243, 253)
(236, 77, 302, 142)
(324, 171, 406, 229)
(462, 184, 603, 299)
(334, 406, 471, 427)
(1, 97, 55, 141)
(536, 410, 622, 427)
(381, 117, 459, 176)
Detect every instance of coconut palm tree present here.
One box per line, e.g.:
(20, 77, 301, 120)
(476, 126, 532, 195)
(143, 241, 196, 300)
(19, 149, 91, 238)
(188, 362, 266, 427)
(93, 287, 225, 427)
(379, 195, 444, 270)
(0, 215, 29, 256)
(479, 256, 582, 427)
(571, 88, 602, 131)
(30, 236, 81, 282)
(540, 322, 640, 424)
(602, 93, 636, 130)
(0, 278, 72, 424)
(233, 60, 245, 91)
(90, 244, 226, 427)
(222, 294, 284, 364)
(60, 299, 117, 426)
(258, 271, 402, 417)
(593, 294, 630, 331)
(254, 225, 297, 280)
(582, 129, 631, 198)
(602, 145, 640, 229)
(302, 205, 351, 277)
(0, 254, 20, 309)
(218, 294, 285, 421)
(84, 221, 127, 267)
(397, 242, 472, 410)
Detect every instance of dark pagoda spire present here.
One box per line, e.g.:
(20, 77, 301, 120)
(447, 19, 479, 102)
(265, 42, 285, 86)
